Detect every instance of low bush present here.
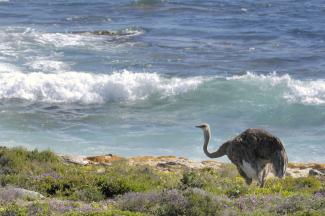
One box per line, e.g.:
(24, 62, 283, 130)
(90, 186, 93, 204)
(0, 147, 324, 215)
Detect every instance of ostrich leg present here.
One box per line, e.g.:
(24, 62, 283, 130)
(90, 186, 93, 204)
(236, 166, 252, 185)
(258, 166, 270, 188)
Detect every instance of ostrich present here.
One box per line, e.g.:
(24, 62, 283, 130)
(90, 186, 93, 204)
(196, 123, 288, 187)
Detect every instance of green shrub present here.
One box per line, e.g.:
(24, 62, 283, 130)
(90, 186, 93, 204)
(98, 178, 132, 198)
(180, 171, 204, 189)
(27, 203, 50, 216)
(64, 209, 144, 216)
(277, 177, 322, 195)
(184, 189, 225, 216)
(76, 187, 104, 202)
(226, 184, 248, 198)
(0, 147, 60, 175)
(0, 204, 28, 216)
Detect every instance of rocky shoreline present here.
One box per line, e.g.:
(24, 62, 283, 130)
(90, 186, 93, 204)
(61, 153, 325, 178)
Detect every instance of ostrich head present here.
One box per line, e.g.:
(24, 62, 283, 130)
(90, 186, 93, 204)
(195, 123, 228, 159)
(195, 123, 210, 130)
(195, 123, 211, 141)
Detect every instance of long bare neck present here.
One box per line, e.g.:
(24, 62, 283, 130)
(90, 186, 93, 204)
(202, 127, 229, 158)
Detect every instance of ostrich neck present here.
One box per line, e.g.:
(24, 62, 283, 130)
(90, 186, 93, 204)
(203, 128, 228, 158)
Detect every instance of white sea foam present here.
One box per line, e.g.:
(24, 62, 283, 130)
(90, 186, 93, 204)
(0, 70, 205, 104)
(0, 63, 21, 73)
(35, 32, 96, 48)
(35, 28, 143, 48)
(116, 27, 145, 38)
(26, 59, 69, 72)
(0, 27, 100, 52)
(228, 72, 325, 105)
(65, 16, 112, 23)
(0, 26, 143, 65)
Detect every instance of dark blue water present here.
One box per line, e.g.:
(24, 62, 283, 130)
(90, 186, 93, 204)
(0, 0, 324, 162)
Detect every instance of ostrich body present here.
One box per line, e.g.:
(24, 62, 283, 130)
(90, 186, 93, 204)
(196, 123, 288, 187)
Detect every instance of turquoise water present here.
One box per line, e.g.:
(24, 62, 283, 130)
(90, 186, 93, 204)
(0, 0, 324, 162)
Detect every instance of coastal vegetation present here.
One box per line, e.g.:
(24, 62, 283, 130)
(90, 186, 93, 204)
(0, 147, 324, 215)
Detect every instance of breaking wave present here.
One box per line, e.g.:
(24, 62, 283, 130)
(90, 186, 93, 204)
(0, 64, 324, 106)
(228, 72, 325, 105)
(0, 70, 206, 104)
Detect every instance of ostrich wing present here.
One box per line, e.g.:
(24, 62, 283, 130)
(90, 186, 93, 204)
(228, 128, 288, 177)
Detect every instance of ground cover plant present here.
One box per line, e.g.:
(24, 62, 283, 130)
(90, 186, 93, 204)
(0, 147, 324, 215)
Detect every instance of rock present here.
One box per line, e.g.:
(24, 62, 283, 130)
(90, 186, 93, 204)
(92, 30, 117, 36)
(86, 154, 125, 164)
(128, 156, 222, 171)
(285, 162, 325, 178)
(61, 155, 89, 165)
(71, 30, 116, 36)
(159, 161, 178, 166)
(309, 169, 324, 176)
(286, 168, 311, 178)
(60, 154, 125, 166)
(59, 153, 325, 179)
(157, 161, 184, 171)
(288, 163, 325, 171)
(71, 30, 134, 37)
(96, 167, 106, 174)
(0, 186, 44, 202)
(201, 160, 223, 169)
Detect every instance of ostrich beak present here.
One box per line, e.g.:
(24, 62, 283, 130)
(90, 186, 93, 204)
(195, 125, 202, 128)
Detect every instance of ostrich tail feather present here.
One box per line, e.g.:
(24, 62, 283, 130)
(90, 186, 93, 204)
(272, 150, 288, 178)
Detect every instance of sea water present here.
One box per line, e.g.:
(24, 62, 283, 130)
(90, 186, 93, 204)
(0, 0, 324, 162)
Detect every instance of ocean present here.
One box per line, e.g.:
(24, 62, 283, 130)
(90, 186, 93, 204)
(0, 0, 324, 162)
